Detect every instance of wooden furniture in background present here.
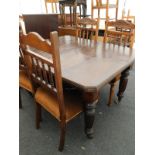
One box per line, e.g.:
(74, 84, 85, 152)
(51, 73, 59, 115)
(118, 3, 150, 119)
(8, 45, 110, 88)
(104, 19, 135, 106)
(23, 14, 62, 39)
(59, 0, 87, 26)
(58, 17, 99, 40)
(23, 14, 77, 38)
(45, 0, 59, 13)
(104, 19, 135, 47)
(91, 0, 119, 29)
(122, 9, 135, 24)
(58, 25, 77, 36)
(19, 15, 27, 71)
(19, 22, 34, 108)
(19, 15, 34, 108)
(122, 9, 135, 42)
(20, 32, 83, 151)
(33, 35, 135, 138)
(76, 17, 99, 41)
(19, 15, 26, 35)
(19, 48, 34, 109)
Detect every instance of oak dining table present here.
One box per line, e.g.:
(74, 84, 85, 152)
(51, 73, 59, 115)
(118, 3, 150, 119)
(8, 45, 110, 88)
(35, 35, 135, 138)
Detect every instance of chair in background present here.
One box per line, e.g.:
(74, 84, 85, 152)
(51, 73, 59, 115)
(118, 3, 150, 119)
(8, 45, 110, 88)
(19, 16, 35, 109)
(122, 9, 135, 42)
(58, 0, 88, 38)
(103, 19, 135, 106)
(58, 25, 77, 36)
(19, 15, 27, 71)
(19, 46, 35, 109)
(20, 31, 83, 151)
(59, 0, 87, 26)
(44, 0, 59, 13)
(122, 9, 135, 24)
(19, 15, 26, 35)
(91, 0, 119, 29)
(76, 17, 99, 41)
(19, 15, 26, 71)
(104, 19, 135, 48)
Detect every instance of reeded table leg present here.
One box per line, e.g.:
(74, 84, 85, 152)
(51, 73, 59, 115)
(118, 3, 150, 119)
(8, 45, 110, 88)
(83, 91, 99, 138)
(117, 67, 130, 102)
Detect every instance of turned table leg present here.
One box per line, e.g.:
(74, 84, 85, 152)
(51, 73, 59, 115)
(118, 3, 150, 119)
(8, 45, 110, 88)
(108, 81, 117, 106)
(117, 67, 130, 102)
(83, 91, 99, 138)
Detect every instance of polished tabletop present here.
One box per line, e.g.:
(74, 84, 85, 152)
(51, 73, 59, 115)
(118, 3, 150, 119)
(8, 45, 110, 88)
(60, 36, 134, 90)
(39, 35, 135, 91)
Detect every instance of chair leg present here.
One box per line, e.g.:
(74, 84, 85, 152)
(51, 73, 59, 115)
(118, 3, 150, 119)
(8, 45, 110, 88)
(28, 91, 33, 96)
(58, 122, 66, 151)
(108, 81, 117, 106)
(39, 106, 42, 122)
(19, 87, 22, 109)
(36, 102, 41, 129)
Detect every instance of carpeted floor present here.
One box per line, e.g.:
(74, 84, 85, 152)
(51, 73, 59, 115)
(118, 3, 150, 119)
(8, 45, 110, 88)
(19, 68, 135, 155)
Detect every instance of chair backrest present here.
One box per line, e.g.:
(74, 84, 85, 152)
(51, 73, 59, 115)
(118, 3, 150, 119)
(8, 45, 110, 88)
(91, 0, 105, 7)
(45, 0, 59, 13)
(92, 0, 118, 6)
(104, 20, 135, 48)
(19, 45, 27, 71)
(122, 9, 135, 24)
(76, 17, 99, 41)
(19, 15, 27, 70)
(20, 31, 66, 121)
(19, 15, 26, 35)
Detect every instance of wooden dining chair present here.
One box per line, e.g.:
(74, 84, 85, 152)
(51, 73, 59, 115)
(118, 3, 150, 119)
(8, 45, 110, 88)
(122, 9, 135, 42)
(20, 31, 83, 151)
(76, 17, 99, 41)
(19, 46, 35, 109)
(104, 19, 135, 47)
(19, 16, 35, 109)
(104, 20, 135, 106)
(44, 0, 59, 14)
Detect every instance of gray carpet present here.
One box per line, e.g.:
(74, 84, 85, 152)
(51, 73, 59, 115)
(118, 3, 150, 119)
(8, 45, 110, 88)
(19, 68, 135, 155)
